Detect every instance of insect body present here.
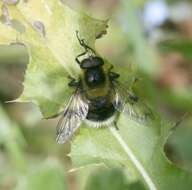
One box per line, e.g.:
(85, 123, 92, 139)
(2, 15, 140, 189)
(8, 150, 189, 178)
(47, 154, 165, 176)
(56, 31, 140, 144)
(79, 54, 119, 127)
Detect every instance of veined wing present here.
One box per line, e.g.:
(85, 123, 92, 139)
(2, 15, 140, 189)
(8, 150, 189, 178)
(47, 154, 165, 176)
(56, 89, 88, 144)
(112, 81, 127, 112)
(112, 80, 153, 122)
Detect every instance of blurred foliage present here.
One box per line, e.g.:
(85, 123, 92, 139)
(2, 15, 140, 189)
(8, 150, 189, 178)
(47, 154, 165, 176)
(16, 160, 67, 190)
(85, 168, 146, 190)
(166, 116, 192, 172)
(0, 104, 67, 190)
(159, 39, 192, 60)
(0, 0, 192, 190)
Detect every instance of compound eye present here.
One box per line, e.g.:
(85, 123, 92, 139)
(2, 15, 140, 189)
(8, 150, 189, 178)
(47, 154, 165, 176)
(80, 56, 104, 69)
(93, 57, 104, 66)
(80, 59, 91, 69)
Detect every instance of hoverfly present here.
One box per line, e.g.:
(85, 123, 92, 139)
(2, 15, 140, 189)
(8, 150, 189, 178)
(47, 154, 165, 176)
(56, 31, 147, 144)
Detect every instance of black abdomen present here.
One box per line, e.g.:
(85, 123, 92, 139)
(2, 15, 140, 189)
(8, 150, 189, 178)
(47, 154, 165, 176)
(86, 96, 115, 121)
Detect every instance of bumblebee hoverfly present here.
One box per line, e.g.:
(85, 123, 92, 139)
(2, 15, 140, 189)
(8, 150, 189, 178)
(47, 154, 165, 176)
(56, 31, 147, 144)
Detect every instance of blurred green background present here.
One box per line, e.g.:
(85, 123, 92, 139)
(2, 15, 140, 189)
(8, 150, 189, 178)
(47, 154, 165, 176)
(0, 0, 192, 189)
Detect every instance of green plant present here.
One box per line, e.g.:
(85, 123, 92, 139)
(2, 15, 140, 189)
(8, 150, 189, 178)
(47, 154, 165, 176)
(0, 104, 67, 190)
(0, 1, 192, 190)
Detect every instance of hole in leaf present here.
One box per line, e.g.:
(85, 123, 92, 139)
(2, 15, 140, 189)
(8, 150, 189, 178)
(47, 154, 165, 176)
(2, 0, 19, 5)
(0, 4, 12, 25)
(33, 21, 46, 37)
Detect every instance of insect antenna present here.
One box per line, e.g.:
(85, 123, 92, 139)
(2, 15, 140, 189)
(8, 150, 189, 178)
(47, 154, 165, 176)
(76, 30, 96, 54)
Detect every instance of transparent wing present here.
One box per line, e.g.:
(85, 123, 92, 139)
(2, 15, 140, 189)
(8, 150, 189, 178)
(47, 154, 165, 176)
(56, 90, 88, 144)
(112, 81, 127, 112)
(112, 81, 153, 122)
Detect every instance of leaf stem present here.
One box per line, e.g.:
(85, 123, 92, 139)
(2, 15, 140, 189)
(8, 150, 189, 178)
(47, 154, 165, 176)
(109, 127, 157, 190)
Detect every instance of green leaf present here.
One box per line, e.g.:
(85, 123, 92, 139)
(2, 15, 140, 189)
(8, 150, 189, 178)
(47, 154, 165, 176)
(0, 23, 17, 44)
(85, 168, 146, 190)
(71, 113, 192, 190)
(0, 105, 67, 190)
(1, 1, 192, 190)
(159, 39, 192, 60)
(0, 104, 27, 172)
(15, 159, 67, 190)
(0, 1, 107, 117)
(119, 0, 160, 76)
(167, 117, 192, 171)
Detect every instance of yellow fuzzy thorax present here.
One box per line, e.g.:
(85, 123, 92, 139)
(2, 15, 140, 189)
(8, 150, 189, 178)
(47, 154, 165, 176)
(80, 65, 112, 99)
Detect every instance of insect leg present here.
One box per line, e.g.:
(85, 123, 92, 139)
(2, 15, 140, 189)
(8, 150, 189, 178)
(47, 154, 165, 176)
(108, 65, 120, 80)
(108, 65, 114, 71)
(109, 72, 120, 80)
(75, 51, 87, 65)
(44, 111, 63, 119)
(68, 76, 80, 88)
(130, 77, 142, 89)
(128, 94, 139, 103)
(68, 79, 80, 88)
(128, 77, 140, 103)
(114, 120, 119, 130)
